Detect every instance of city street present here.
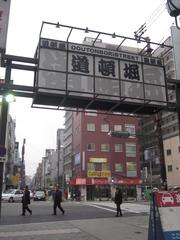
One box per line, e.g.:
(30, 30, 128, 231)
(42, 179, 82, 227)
(0, 200, 150, 240)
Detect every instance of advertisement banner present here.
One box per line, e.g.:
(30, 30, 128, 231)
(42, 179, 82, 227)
(155, 191, 180, 240)
(148, 191, 180, 240)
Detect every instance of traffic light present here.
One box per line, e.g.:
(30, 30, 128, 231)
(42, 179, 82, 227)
(108, 131, 130, 138)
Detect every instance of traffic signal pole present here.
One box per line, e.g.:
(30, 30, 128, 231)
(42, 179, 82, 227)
(0, 59, 12, 217)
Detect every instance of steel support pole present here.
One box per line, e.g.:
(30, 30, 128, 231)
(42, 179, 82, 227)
(0, 59, 12, 217)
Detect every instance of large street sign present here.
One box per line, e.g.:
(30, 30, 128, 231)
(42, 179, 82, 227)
(33, 23, 170, 115)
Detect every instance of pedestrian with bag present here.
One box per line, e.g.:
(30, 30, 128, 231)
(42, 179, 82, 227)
(21, 185, 32, 216)
(114, 187, 123, 217)
(52, 185, 65, 215)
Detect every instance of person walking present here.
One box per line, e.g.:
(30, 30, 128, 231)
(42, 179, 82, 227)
(114, 187, 123, 217)
(21, 185, 32, 216)
(52, 185, 65, 215)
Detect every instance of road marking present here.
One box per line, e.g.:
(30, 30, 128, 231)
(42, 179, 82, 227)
(84, 203, 116, 212)
(83, 202, 140, 213)
(0, 228, 81, 237)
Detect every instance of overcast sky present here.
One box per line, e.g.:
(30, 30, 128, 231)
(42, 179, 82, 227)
(3, 0, 174, 177)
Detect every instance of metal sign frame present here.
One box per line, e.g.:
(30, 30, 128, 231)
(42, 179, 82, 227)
(33, 22, 174, 115)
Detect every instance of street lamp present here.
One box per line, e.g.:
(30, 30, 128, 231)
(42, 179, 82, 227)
(166, 0, 180, 29)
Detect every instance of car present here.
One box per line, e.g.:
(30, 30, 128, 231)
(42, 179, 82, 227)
(29, 190, 34, 199)
(169, 186, 180, 192)
(1, 189, 23, 202)
(33, 191, 46, 201)
(162, 193, 174, 205)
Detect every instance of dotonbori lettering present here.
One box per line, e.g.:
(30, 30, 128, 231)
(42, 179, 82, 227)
(70, 44, 140, 61)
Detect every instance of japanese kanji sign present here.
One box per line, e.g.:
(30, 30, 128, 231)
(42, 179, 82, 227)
(0, 0, 11, 50)
(35, 38, 168, 111)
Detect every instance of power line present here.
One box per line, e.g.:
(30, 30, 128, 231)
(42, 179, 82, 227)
(145, 0, 166, 28)
(134, 0, 166, 40)
(146, 1, 166, 29)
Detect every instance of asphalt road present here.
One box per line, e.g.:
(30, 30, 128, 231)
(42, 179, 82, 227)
(0, 200, 149, 225)
(0, 200, 149, 240)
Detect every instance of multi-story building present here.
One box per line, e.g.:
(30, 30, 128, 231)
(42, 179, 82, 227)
(139, 26, 180, 189)
(3, 115, 21, 190)
(69, 111, 141, 201)
(63, 111, 73, 189)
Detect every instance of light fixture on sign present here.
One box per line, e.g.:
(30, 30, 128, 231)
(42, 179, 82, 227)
(166, 0, 180, 29)
(112, 32, 116, 38)
(85, 27, 89, 33)
(56, 22, 60, 28)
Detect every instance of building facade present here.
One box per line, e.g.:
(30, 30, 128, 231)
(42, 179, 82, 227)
(69, 111, 141, 200)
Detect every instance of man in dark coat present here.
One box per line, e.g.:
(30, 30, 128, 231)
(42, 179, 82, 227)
(21, 185, 32, 216)
(52, 185, 65, 215)
(114, 187, 123, 217)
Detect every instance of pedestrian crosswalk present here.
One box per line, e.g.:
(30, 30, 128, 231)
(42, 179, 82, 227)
(82, 201, 150, 214)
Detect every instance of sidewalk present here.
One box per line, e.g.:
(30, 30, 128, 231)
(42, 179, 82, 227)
(0, 216, 149, 240)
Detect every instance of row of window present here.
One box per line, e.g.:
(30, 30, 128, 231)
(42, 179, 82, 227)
(86, 123, 136, 135)
(87, 162, 137, 177)
(166, 146, 180, 156)
(87, 142, 136, 157)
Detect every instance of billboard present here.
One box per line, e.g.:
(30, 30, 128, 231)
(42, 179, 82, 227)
(34, 37, 168, 114)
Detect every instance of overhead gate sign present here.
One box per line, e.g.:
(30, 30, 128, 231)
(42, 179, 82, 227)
(34, 37, 168, 114)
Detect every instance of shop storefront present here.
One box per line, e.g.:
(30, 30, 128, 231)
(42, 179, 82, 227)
(70, 177, 142, 201)
(115, 178, 142, 200)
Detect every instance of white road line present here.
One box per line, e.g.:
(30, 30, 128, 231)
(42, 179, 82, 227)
(83, 202, 140, 213)
(84, 203, 116, 212)
(0, 228, 81, 238)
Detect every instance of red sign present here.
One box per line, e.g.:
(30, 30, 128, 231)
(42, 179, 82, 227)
(116, 178, 142, 185)
(155, 191, 180, 208)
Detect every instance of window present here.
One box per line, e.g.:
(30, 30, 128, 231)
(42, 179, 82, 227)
(101, 144, 110, 152)
(114, 124, 122, 131)
(126, 143, 136, 157)
(114, 144, 122, 152)
(101, 124, 109, 132)
(87, 123, 95, 131)
(166, 149, 171, 156)
(88, 163, 95, 170)
(102, 163, 110, 170)
(125, 124, 136, 135)
(178, 146, 180, 153)
(87, 143, 95, 151)
(126, 162, 137, 177)
(115, 163, 123, 172)
(167, 165, 173, 172)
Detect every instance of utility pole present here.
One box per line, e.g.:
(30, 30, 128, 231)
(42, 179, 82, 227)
(20, 138, 26, 189)
(57, 138, 60, 186)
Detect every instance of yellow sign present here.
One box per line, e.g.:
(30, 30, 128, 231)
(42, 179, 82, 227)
(87, 170, 111, 178)
(89, 158, 107, 163)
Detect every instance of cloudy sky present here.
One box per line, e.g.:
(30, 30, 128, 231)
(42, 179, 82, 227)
(3, 0, 174, 176)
